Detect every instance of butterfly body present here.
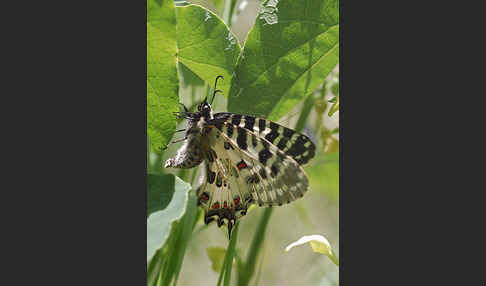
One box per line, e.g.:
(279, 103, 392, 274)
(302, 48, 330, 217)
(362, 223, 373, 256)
(165, 82, 315, 239)
(164, 116, 209, 169)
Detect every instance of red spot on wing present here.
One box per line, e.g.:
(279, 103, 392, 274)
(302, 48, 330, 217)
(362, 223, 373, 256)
(237, 161, 247, 170)
(200, 193, 209, 201)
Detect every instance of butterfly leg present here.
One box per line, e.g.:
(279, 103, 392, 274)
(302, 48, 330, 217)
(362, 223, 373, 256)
(162, 136, 187, 150)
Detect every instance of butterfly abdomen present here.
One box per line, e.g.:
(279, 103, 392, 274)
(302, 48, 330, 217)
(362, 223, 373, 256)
(165, 125, 204, 169)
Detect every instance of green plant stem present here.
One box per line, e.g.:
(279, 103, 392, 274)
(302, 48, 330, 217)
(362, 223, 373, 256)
(147, 248, 163, 286)
(294, 95, 315, 133)
(223, 0, 238, 28)
(217, 221, 240, 286)
(254, 244, 266, 286)
(172, 195, 198, 286)
(223, 222, 240, 286)
(159, 224, 179, 286)
(237, 207, 273, 286)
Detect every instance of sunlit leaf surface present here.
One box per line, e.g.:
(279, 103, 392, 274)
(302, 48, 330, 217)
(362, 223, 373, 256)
(147, 0, 179, 152)
(228, 0, 339, 120)
(177, 5, 241, 97)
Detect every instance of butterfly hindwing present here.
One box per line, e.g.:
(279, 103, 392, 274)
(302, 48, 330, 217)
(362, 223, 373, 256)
(213, 121, 310, 205)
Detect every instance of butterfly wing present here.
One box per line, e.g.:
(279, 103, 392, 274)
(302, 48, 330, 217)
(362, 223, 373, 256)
(196, 114, 315, 238)
(212, 113, 316, 165)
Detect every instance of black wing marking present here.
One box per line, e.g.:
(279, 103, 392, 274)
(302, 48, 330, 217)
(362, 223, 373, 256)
(212, 113, 316, 165)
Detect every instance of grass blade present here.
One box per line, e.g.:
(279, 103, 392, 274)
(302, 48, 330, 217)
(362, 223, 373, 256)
(223, 222, 240, 286)
(237, 208, 272, 286)
(217, 221, 240, 286)
(172, 194, 199, 285)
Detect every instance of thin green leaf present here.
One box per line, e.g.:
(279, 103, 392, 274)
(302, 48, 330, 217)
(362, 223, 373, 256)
(320, 80, 327, 99)
(222, 0, 238, 28)
(223, 222, 240, 286)
(253, 244, 266, 286)
(235, 249, 244, 277)
(211, 0, 225, 15)
(328, 98, 339, 116)
(157, 222, 180, 286)
(314, 98, 328, 115)
(171, 194, 199, 286)
(152, 169, 197, 286)
(294, 94, 315, 132)
(330, 81, 339, 97)
(237, 208, 272, 286)
(176, 4, 241, 97)
(217, 255, 225, 285)
(147, 175, 191, 261)
(147, 248, 164, 286)
(154, 194, 197, 286)
(228, 0, 339, 120)
(217, 221, 240, 286)
(147, 0, 179, 152)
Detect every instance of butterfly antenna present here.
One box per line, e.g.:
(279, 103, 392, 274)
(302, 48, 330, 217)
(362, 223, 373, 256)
(210, 75, 224, 105)
(179, 102, 189, 112)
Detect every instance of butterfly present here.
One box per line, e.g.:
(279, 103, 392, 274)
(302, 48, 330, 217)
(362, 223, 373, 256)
(164, 76, 315, 239)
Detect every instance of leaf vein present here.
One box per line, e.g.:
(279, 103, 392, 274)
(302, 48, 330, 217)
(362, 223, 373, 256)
(241, 25, 338, 90)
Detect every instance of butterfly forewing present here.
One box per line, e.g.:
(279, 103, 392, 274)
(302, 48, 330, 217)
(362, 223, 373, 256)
(212, 113, 316, 165)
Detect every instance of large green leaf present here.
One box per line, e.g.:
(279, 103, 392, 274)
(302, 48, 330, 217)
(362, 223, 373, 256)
(228, 0, 339, 120)
(147, 173, 176, 217)
(147, 174, 191, 260)
(176, 4, 241, 97)
(147, 0, 179, 152)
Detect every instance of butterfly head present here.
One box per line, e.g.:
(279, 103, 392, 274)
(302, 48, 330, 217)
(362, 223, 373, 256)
(197, 75, 224, 120)
(197, 100, 212, 119)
